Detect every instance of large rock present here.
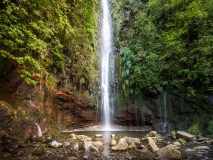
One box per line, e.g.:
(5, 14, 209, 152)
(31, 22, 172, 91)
(124, 137, 140, 145)
(92, 141, 103, 148)
(84, 140, 99, 152)
(146, 131, 164, 142)
(156, 144, 181, 159)
(141, 137, 159, 152)
(176, 131, 194, 141)
(111, 138, 128, 151)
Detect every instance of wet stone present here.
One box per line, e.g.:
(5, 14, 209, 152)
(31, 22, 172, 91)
(95, 134, 102, 138)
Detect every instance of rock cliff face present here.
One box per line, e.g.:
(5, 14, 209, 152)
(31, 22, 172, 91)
(112, 91, 213, 133)
(0, 60, 100, 137)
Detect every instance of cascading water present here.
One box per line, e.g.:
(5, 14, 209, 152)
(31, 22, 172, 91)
(34, 122, 42, 137)
(101, 0, 113, 130)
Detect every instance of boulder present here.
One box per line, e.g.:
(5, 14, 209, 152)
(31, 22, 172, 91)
(156, 144, 181, 159)
(84, 140, 99, 152)
(141, 137, 159, 152)
(176, 131, 194, 141)
(146, 131, 164, 142)
(193, 146, 210, 150)
(111, 138, 128, 151)
(92, 141, 103, 148)
(124, 137, 140, 145)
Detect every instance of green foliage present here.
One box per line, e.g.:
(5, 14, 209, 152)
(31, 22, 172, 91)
(112, 0, 213, 98)
(0, 0, 99, 94)
(187, 116, 201, 135)
(33, 147, 45, 156)
(208, 117, 213, 134)
(119, 47, 136, 95)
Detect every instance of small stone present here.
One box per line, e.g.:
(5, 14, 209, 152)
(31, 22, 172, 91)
(69, 156, 78, 160)
(170, 130, 177, 140)
(173, 142, 181, 146)
(95, 134, 102, 138)
(138, 144, 147, 149)
(111, 134, 115, 138)
(166, 133, 171, 137)
(207, 139, 213, 144)
(64, 142, 70, 147)
(148, 131, 158, 137)
(3, 153, 11, 158)
(177, 138, 187, 145)
(186, 148, 195, 152)
(193, 146, 210, 150)
(47, 151, 53, 155)
(49, 141, 63, 148)
(197, 137, 209, 142)
(70, 133, 76, 140)
(111, 140, 116, 146)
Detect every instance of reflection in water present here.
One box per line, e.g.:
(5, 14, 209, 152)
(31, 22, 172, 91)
(102, 131, 111, 157)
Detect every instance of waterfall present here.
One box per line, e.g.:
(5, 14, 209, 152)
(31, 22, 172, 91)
(101, 0, 113, 130)
(34, 122, 42, 137)
(162, 91, 168, 132)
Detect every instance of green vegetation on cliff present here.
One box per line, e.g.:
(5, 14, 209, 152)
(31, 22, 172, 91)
(111, 0, 213, 97)
(111, 0, 213, 133)
(0, 0, 99, 94)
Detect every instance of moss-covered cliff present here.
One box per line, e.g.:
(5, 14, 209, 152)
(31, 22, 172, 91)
(0, 0, 101, 137)
(110, 0, 213, 134)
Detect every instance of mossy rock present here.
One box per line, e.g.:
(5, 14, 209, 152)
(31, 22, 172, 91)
(33, 147, 45, 156)
(31, 136, 45, 142)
